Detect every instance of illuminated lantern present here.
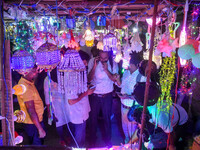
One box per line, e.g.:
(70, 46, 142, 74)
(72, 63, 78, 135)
(97, 16, 106, 26)
(83, 29, 94, 47)
(57, 50, 87, 98)
(66, 15, 76, 29)
(97, 41, 103, 50)
(103, 33, 117, 52)
(11, 50, 35, 75)
(36, 42, 61, 70)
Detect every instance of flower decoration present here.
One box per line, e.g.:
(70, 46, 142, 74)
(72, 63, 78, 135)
(156, 34, 178, 57)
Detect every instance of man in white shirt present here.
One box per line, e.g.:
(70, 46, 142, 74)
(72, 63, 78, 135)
(87, 50, 118, 147)
(115, 53, 146, 144)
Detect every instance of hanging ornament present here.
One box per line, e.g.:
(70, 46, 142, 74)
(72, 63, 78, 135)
(36, 42, 61, 71)
(103, 33, 117, 52)
(66, 15, 76, 29)
(11, 50, 35, 75)
(178, 44, 195, 60)
(97, 41, 103, 50)
(83, 29, 94, 47)
(156, 34, 178, 57)
(130, 32, 143, 53)
(57, 50, 87, 99)
(157, 53, 176, 112)
(97, 15, 106, 26)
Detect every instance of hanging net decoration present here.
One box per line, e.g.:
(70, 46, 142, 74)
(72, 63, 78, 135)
(57, 49, 87, 99)
(11, 50, 35, 75)
(103, 33, 117, 52)
(36, 42, 61, 70)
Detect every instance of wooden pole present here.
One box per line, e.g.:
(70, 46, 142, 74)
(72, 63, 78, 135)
(138, 0, 158, 149)
(0, 1, 15, 145)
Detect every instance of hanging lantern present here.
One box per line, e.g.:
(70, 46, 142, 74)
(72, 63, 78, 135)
(103, 33, 117, 52)
(57, 50, 87, 99)
(36, 42, 61, 71)
(97, 41, 103, 50)
(97, 16, 106, 26)
(83, 29, 94, 47)
(11, 50, 35, 75)
(66, 15, 76, 29)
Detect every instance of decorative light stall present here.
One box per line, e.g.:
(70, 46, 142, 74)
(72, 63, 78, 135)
(11, 50, 35, 75)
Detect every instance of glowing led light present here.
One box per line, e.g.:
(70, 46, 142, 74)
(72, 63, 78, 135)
(146, 17, 161, 26)
(179, 27, 187, 66)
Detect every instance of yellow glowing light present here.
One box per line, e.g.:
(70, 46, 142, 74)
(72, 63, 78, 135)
(12, 84, 26, 95)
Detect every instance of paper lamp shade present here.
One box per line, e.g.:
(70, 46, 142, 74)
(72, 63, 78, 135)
(178, 44, 195, 60)
(192, 53, 200, 68)
(11, 50, 35, 75)
(36, 42, 61, 70)
(133, 82, 161, 106)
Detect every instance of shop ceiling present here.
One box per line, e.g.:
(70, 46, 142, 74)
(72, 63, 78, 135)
(3, 0, 200, 21)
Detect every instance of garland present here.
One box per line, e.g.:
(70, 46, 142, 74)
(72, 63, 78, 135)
(157, 52, 176, 112)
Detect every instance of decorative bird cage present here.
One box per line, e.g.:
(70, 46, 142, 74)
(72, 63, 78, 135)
(11, 50, 35, 75)
(103, 33, 117, 52)
(36, 42, 61, 71)
(57, 49, 87, 99)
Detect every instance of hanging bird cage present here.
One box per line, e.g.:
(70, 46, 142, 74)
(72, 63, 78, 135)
(36, 42, 61, 70)
(57, 49, 87, 99)
(11, 50, 35, 75)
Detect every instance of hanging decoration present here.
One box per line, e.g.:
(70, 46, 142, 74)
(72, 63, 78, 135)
(97, 15, 106, 26)
(156, 34, 179, 57)
(192, 53, 200, 68)
(83, 29, 94, 47)
(11, 50, 35, 75)
(103, 33, 117, 52)
(178, 44, 195, 60)
(36, 42, 61, 71)
(157, 52, 176, 112)
(57, 50, 87, 98)
(15, 21, 34, 54)
(66, 15, 76, 29)
(130, 32, 143, 53)
(180, 61, 193, 94)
